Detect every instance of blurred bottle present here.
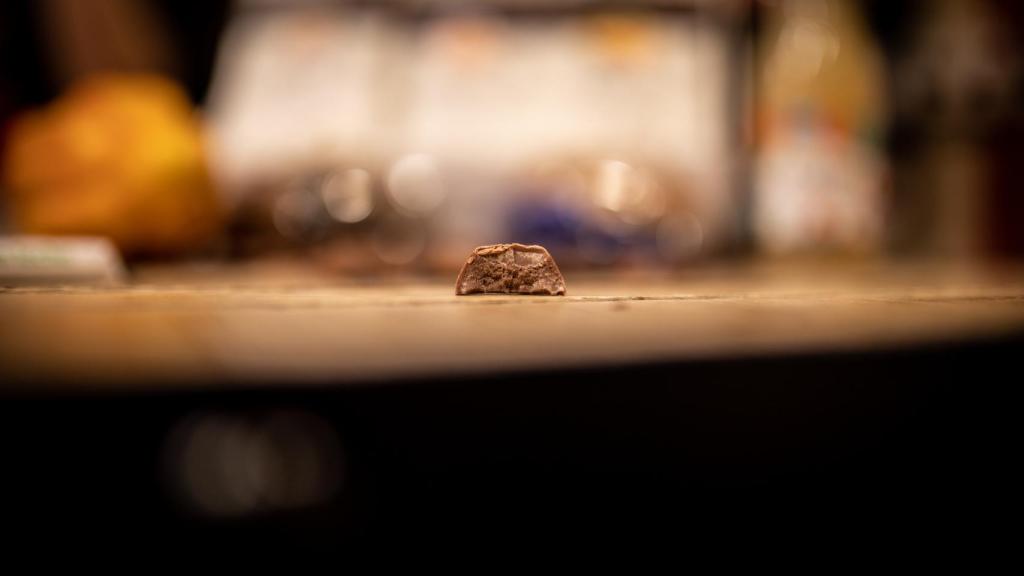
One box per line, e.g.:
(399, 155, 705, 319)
(886, 0, 1021, 260)
(754, 0, 887, 256)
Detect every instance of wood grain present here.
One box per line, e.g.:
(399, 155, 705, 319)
(3, 261, 1023, 389)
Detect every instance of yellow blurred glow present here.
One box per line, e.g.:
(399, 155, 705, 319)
(592, 160, 666, 225)
(322, 168, 374, 224)
(2, 74, 221, 255)
(386, 154, 446, 217)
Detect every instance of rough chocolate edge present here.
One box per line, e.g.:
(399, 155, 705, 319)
(454, 243, 566, 296)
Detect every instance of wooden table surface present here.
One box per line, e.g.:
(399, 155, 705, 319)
(3, 260, 1024, 389)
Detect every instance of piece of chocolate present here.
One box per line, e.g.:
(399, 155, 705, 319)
(455, 243, 566, 295)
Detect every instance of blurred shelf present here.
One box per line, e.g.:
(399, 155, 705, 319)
(2, 260, 1024, 390)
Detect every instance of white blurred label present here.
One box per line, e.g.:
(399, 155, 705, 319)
(0, 236, 126, 285)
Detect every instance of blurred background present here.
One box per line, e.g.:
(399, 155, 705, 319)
(2, 1, 1024, 544)
(3, 0, 1021, 274)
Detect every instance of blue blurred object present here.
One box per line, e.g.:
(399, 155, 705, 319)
(506, 196, 581, 253)
(507, 194, 660, 267)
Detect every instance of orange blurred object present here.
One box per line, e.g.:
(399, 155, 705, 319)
(2, 74, 221, 256)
